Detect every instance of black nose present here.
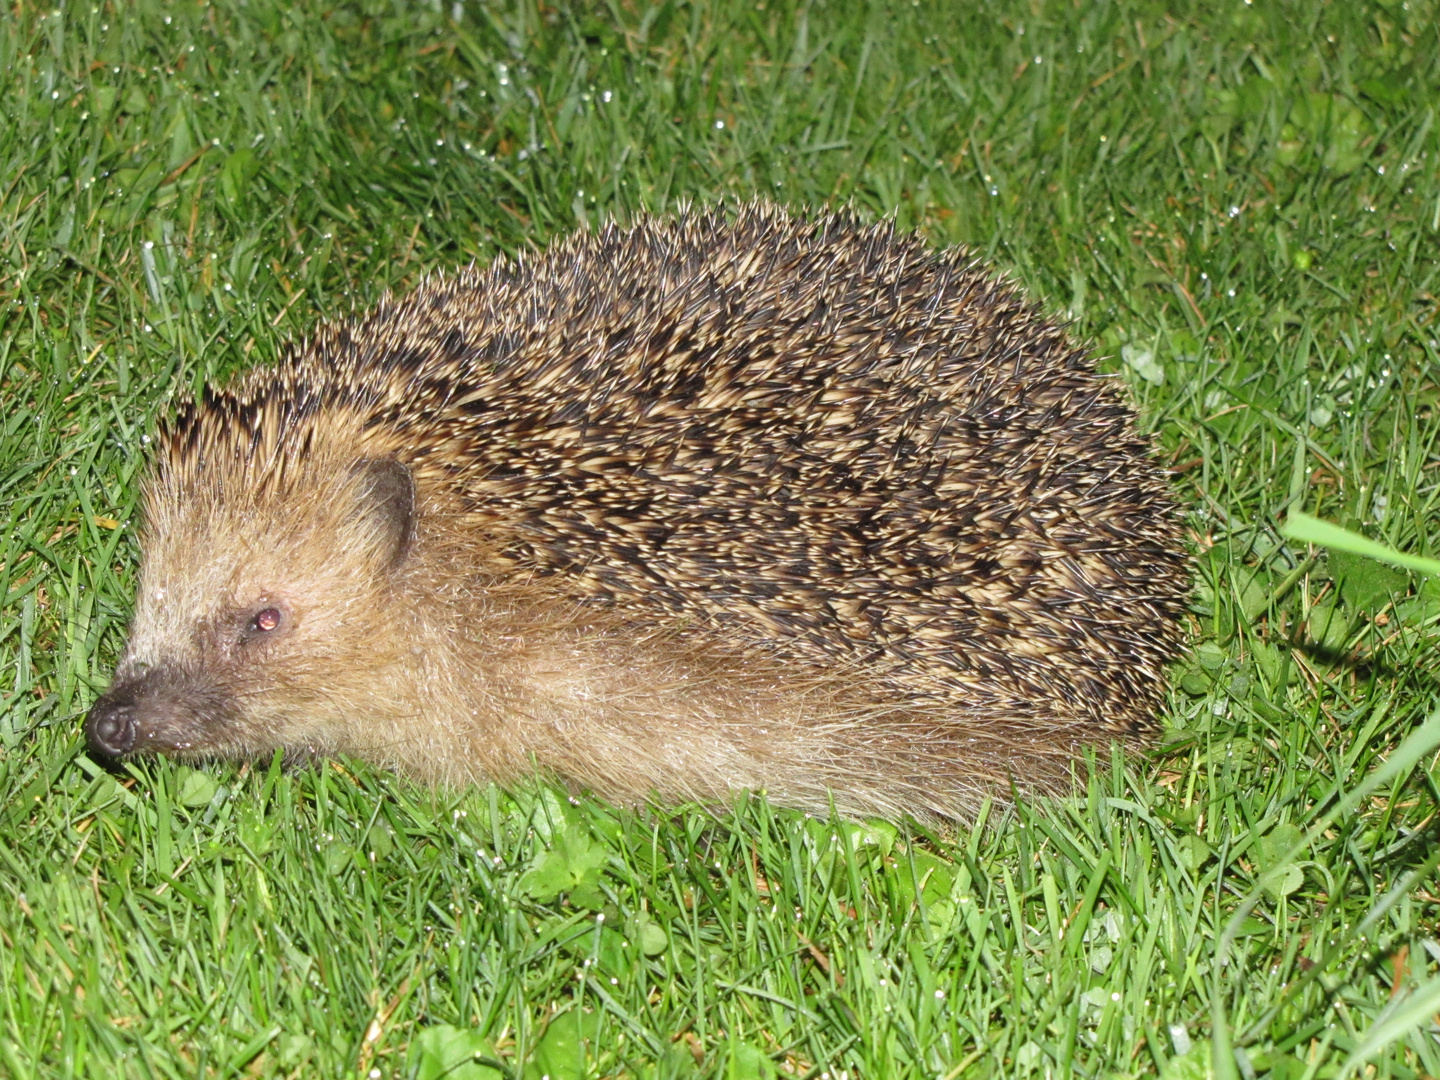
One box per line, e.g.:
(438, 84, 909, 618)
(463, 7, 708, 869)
(86, 693, 138, 757)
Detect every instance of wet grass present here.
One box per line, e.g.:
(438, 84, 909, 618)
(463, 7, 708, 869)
(2, 0, 1440, 1076)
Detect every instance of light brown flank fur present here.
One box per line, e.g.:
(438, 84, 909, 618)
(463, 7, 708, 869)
(89, 203, 1191, 822)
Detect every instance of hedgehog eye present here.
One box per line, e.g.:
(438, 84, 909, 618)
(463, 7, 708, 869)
(251, 607, 283, 633)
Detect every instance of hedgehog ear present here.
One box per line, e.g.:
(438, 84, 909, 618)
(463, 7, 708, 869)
(348, 457, 416, 571)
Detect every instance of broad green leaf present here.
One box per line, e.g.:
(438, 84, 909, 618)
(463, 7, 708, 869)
(526, 1010, 600, 1080)
(175, 766, 220, 808)
(411, 1025, 504, 1080)
(1329, 548, 1409, 611)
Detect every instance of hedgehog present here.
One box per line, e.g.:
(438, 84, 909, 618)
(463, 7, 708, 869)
(84, 202, 1190, 822)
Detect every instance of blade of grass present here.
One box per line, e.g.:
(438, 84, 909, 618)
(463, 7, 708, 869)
(1282, 511, 1440, 576)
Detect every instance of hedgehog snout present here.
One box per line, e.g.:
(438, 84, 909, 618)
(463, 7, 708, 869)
(86, 691, 138, 757)
(85, 666, 238, 761)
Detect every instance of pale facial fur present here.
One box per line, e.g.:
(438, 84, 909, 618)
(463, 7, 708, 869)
(99, 452, 423, 759)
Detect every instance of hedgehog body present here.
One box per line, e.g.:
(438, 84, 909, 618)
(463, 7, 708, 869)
(86, 204, 1190, 821)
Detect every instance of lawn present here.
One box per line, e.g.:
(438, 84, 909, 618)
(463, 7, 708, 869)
(2, 0, 1439, 1076)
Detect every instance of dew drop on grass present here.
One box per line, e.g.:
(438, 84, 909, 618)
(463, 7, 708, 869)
(1169, 1024, 1192, 1055)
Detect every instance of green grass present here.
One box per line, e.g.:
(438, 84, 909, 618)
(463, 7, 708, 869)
(2, 0, 1440, 1076)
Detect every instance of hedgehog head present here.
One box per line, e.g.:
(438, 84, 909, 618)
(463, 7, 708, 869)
(85, 450, 421, 764)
